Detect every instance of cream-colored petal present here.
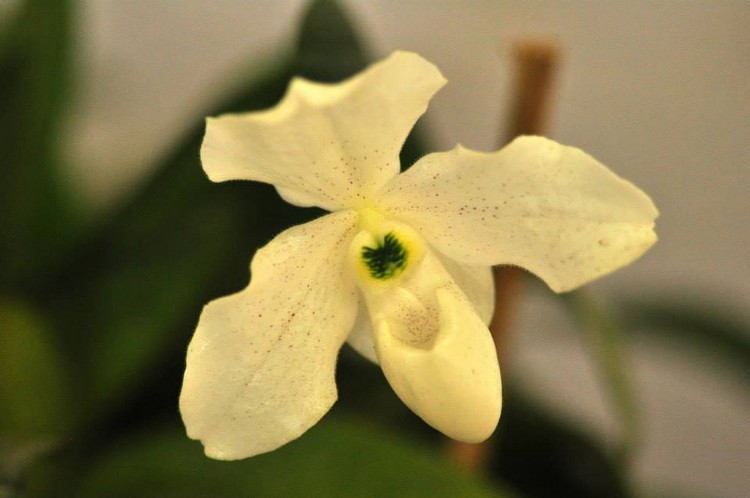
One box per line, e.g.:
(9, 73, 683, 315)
(377, 136, 658, 292)
(437, 255, 494, 325)
(345, 303, 378, 364)
(179, 210, 359, 460)
(200, 51, 446, 211)
(358, 249, 502, 442)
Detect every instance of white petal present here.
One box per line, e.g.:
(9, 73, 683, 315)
(200, 51, 446, 211)
(437, 255, 494, 325)
(377, 136, 658, 292)
(345, 303, 378, 364)
(179, 210, 359, 460)
(359, 250, 502, 442)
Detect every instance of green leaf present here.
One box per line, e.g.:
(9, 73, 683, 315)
(28, 0, 388, 424)
(294, 0, 368, 81)
(0, 0, 78, 289)
(35, 66, 299, 417)
(493, 386, 630, 498)
(621, 296, 750, 385)
(75, 416, 510, 498)
(561, 290, 641, 466)
(0, 297, 76, 436)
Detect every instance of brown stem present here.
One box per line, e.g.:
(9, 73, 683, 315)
(505, 42, 559, 140)
(448, 41, 559, 472)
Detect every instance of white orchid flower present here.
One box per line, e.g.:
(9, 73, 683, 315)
(179, 51, 658, 460)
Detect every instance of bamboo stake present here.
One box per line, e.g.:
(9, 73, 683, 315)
(448, 41, 559, 471)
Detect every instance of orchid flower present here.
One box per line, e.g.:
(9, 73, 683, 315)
(179, 51, 658, 460)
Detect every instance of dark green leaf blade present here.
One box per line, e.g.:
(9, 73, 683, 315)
(493, 386, 630, 498)
(76, 416, 511, 498)
(294, 0, 368, 81)
(0, 0, 78, 289)
(622, 296, 750, 385)
(0, 297, 76, 436)
(30, 0, 392, 423)
(562, 290, 641, 465)
(37, 66, 300, 416)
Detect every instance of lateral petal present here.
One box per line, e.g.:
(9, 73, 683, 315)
(179, 210, 359, 460)
(437, 256, 494, 325)
(377, 136, 658, 292)
(200, 51, 446, 211)
(345, 303, 379, 364)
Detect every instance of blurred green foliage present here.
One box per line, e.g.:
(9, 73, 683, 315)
(0, 0, 76, 289)
(74, 415, 506, 498)
(0, 298, 74, 437)
(1, 0, 747, 497)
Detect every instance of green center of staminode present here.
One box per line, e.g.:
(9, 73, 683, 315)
(361, 232, 408, 280)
